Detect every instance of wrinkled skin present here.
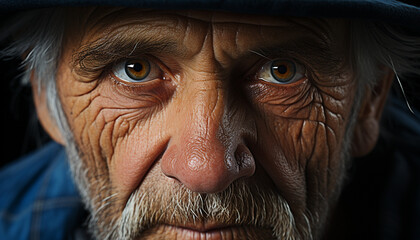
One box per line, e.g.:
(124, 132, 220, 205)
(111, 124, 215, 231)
(34, 7, 394, 240)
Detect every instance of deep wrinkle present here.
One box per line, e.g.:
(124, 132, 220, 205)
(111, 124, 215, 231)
(70, 9, 343, 84)
(53, 8, 363, 239)
(72, 30, 343, 89)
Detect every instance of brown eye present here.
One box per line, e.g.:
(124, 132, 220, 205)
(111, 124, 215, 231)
(271, 60, 295, 82)
(112, 58, 161, 83)
(125, 59, 150, 81)
(257, 59, 306, 84)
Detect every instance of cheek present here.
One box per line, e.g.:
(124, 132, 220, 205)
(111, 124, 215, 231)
(109, 118, 168, 195)
(246, 76, 356, 214)
(58, 70, 174, 203)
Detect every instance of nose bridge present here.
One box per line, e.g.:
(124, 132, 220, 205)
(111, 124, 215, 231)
(183, 33, 231, 145)
(187, 77, 225, 149)
(180, 77, 232, 186)
(161, 72, 255, 193)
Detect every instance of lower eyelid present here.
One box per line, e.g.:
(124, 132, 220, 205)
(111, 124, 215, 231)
(111, 72, 162, 87)
(262, 75, 308, 88)
(109, 72, 160, 95)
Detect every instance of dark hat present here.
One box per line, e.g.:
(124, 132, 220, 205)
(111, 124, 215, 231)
(0, 0, 419, 32)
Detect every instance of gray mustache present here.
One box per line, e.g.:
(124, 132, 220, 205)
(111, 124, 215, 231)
(112, 179, 312, 240)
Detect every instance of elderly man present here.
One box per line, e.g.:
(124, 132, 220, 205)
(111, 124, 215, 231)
(0, 1, 419, 239)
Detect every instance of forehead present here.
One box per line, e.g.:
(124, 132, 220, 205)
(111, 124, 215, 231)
(66, 7, 349, 58)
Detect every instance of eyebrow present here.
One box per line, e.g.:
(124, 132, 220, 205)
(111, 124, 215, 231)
(73, 22, 346, 78)
(72, 33, 178, 77)
(248, 36, 346, 77)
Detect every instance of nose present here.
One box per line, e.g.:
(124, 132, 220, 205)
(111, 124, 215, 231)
(160, 81, 256, 193)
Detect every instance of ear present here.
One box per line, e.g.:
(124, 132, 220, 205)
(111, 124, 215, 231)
(351, 67, 394, 157)
(30, 73, 66, 145)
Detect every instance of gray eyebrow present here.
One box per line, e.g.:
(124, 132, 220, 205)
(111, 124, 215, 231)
(248, 37, 345, 77)
(72, 35, 177, 76)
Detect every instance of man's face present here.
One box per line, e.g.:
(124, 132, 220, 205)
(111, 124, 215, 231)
(54, 7, 357, 239)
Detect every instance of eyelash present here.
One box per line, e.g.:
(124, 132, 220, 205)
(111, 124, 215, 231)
(244, 56, 315, 83)
(99, 53, 318, 90)
(102, 55, 160, 79)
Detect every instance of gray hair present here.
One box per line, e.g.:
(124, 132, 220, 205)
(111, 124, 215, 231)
(2, 8, 419, 239)
(0, 8, 70, 140)
(350, 20, 420, 114)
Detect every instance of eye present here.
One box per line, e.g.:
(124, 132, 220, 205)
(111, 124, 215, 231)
(257, 59, 306, 84)
(112, 58, 161, 83)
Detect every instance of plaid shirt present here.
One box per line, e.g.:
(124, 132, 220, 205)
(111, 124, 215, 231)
(0, 142, 88, 240)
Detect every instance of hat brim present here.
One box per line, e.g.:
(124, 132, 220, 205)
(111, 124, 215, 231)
(0, 0, 419, 32)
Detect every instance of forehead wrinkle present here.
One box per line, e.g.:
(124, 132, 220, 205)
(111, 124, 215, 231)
(170, 9, 313, 28)
(70, 8, 343, 74)
(82, 7, 153, 33)
(180, 15, 338, 63)
(77, 7, 336, 45)
(210, 23, 327, 62)
(284, 18, 334, 46)
(71, 7, 126, 42)
(171, 10, 336, 44)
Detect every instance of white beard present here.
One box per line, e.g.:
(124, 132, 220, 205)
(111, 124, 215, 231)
(64, 136, 313, 240)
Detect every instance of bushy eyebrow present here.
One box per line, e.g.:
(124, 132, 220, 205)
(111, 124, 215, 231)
(72, 33, 178, 77)
(248, 37, 346, 77)
(72, 21, 346, 79)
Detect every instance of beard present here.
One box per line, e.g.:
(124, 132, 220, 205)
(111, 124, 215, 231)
(64, 136, 314, 240)
(61, 89, 360, 240)
(117, 177, 311, 240)
(61, 108, 360, 240)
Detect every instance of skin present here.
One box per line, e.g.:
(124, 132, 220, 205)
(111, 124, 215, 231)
(33, 7, 394, 239)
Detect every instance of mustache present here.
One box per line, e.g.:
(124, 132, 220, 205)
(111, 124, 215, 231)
(65, 137, 313, 240)
(101, 179, 312, 240)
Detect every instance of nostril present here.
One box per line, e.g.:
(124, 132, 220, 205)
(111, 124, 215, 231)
(161, 141, 255, 193)
(234, 144, 256, 176)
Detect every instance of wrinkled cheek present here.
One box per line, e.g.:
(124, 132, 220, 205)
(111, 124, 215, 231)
(66, 104, 162, 204)
(254, 111, 347, 222)
(109, 123, 169, 202)
(252, 119, 307, 218)
(296, 119, 346, 210)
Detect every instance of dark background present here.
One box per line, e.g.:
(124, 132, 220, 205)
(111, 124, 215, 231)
(1, 56, 51, 169)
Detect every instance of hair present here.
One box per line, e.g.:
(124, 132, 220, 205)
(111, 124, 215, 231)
(350, 20, 420, 114)
(0, 8, 70, 141)
(2, 7, 419, 240)
(1, 7, 420, 238)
